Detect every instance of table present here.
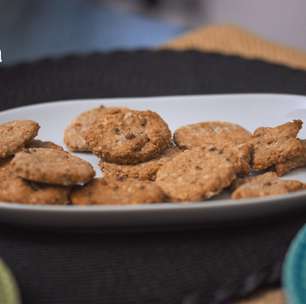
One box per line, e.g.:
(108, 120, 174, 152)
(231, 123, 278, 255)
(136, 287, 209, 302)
(164, 24, 306, 303)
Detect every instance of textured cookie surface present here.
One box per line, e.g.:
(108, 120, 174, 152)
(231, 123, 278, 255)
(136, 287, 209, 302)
(11, 148, 95, 186)
(64, 106, 114, 152)
(174, 121, 251, 149)
(275, 139, 306, 176)
(85, 108, 172, 164)
(251, 120, 304, 170)
(27, 139, 63, 151)
(156, 146, 236, 202)
(71, 178, 165, 205)
(101, 146, 181, 181)
(0, 120, 40, 158)
(202, 142, 252, 176)
(0, 160, 70, 205)
(231, 172, 305, 199)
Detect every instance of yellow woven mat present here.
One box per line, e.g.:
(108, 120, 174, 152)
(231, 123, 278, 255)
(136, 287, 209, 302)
(164, 25, 306, 71)
(164, 24, 299, 304)
(238, 289, 285, 304)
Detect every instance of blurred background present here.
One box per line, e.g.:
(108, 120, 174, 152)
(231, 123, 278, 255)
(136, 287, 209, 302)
(1, 0, 306, 65)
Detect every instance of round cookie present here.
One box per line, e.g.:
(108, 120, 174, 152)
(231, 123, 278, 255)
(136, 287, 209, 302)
(85, 108, 172, 164)
(27, 139, 64, 151)
(156, 146, 236, 202)
(64, 106, 123, 152)
(0, 160, 70, 205)
(174, 121, 251, 149)
(100, 146, 181, 181)
(11, 148, 95, 186)
(71, 178, 166, 205)
(0, 120, 40, 159)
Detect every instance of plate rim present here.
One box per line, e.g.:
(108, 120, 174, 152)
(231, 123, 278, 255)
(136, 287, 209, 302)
(0, 189, 305, 214)
(1, 93, 306, 116)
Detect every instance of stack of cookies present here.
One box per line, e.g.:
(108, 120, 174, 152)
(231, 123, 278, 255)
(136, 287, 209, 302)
(64, 106, 306, 205)
(1, 106, 306, 206)
(0, 120, 94, 205)
(64, 106, 172, 205)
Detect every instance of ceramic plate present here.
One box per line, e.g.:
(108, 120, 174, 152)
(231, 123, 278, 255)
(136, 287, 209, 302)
(1, 94, 306, 229)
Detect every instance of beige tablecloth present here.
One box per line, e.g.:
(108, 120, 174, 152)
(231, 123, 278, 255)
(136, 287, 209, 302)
(164, 24, 306, 303)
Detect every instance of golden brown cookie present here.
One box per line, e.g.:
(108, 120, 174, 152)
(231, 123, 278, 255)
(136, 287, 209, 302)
(100, 146, 181, 181)
(11, 148, 95, 186)
(156, 146, 236, 202)
(204, 142, 252, 176)
(275, 139, 306, 176)
(71, 178, 166, 205)
(0, 160, 70, 205)
(231, 172, 305, 199)
(251, 120, 304, 170)
(174, 121, 251, 149)
(27, 139, 64, 151)
(0, 120, 40, 159)
(85, 108, 172, 164)
(64, 106, 114, 152)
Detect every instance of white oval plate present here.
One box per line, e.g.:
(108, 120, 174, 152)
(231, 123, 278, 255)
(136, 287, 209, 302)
(1, 94, 306, 229)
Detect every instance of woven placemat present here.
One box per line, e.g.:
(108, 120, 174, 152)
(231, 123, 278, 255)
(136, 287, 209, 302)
(164, 25, 306, 71)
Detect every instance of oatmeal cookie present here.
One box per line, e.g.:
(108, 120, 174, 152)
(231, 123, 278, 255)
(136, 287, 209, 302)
(251, 120, 304, 170)
(156, 146, 236, 202)
(203, 142, 252, 175)
(64, 106, 116, 152)
(0, 120, 39, 158)
(275, 139, 306, 176)
(85, 108, 172, 164)
(71, 178, 165, 205)
(0, 160, 70, 205)
(231, 172, 305, 199)
(174, 121, 251, 149)
(100, 146, 181, 181)
(11, 148, 95, 186)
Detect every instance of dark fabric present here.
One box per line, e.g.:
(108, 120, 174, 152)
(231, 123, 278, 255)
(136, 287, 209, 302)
(1, 50, 306, 111)
(1, 50, 306, 304)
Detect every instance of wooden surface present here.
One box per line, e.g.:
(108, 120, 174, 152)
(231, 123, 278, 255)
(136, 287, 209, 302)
(164, 24, 306, 303)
